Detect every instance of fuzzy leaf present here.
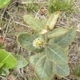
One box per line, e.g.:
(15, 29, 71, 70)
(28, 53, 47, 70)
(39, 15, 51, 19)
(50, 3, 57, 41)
(45, 44, 68, 64)
(53, 63, 70, 77)
(0, 49, 17, 69)
(17, 33, 44, 52)
(0, 67, 9, 76)
(48, 27, 68, 39)
(29, 53, 43, 65)
(49, 28, 76, 48)
(46, 11, 60, 30)
(35, 55, 53, 80)
(14, 55, 28, 69)
(65, 47, 69, 54)
(23, 15, 46, 32)
(0, 0, 11, 8)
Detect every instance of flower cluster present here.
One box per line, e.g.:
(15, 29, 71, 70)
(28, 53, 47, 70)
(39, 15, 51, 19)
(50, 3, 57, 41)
(33, 38, 44, 49)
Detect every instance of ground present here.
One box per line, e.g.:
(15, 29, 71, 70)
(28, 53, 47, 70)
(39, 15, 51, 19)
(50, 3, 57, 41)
(0, 0, 80, 80)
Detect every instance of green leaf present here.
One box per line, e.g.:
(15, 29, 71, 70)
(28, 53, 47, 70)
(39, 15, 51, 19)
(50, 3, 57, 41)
(46, 11, 60, 30)
(65, 47, 69, 54)
(50, 28, 76, 48)
(14, 55, 28, 69)
(48, 27, 68, 39)
(0, 49, 17, 69)
(0, 63, 4, 68)
(29, 53, 43, 65)
(17, 33, 44, 53)
(0, 67, 9, 76)
(0, 0, 11, 9)
(45, 44, 68, 64)
(23, 15, 46, 32)
(35, 55, 53, 80)
(53, 63, 70, 77)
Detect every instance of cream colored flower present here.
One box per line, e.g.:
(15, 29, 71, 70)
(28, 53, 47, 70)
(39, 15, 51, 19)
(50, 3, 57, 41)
(33, 38, 44, 49)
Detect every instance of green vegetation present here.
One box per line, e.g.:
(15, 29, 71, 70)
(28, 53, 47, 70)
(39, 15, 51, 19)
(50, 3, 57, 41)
(23, 0, 73, 13)
(0, 0, 78, 79)
(0, 0, 11, 8)
(17, 11, 76, 80)
(0, 49, 28, 75)
(47, 0, 73, 13)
